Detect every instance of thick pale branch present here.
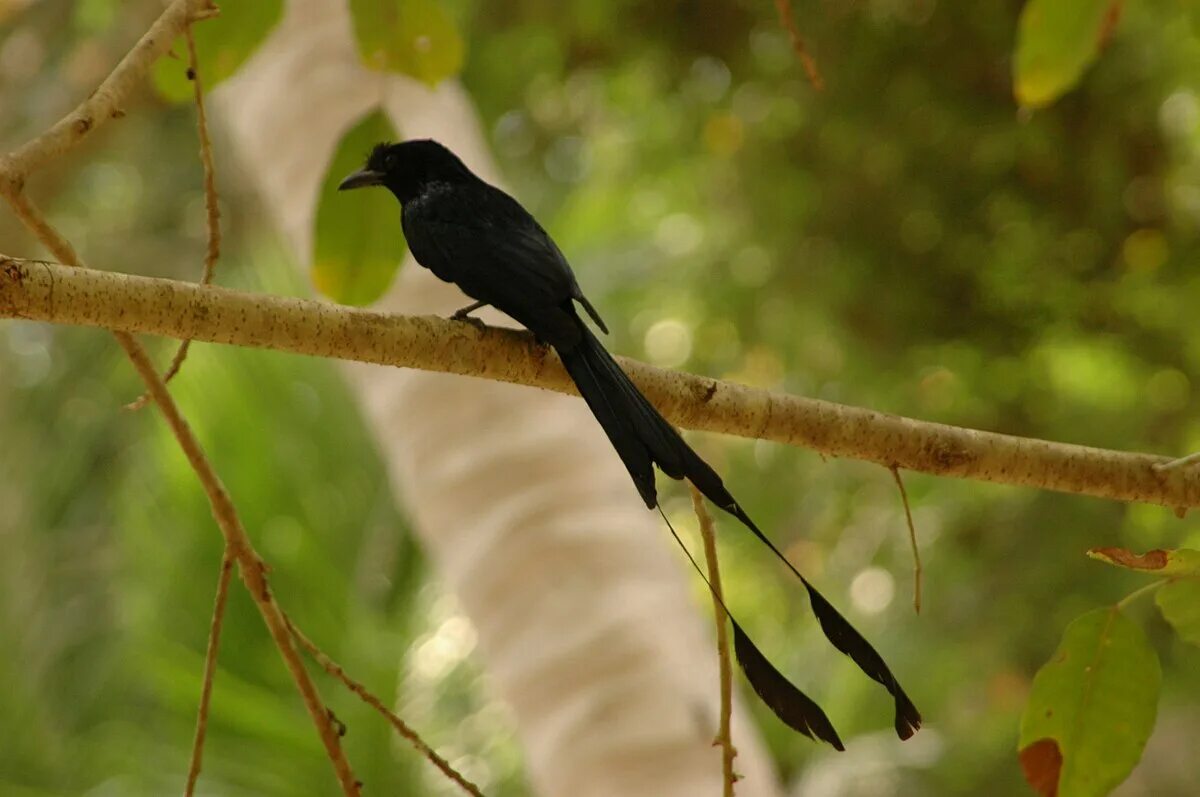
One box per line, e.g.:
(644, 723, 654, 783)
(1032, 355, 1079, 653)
(1, 258, 1194, 509)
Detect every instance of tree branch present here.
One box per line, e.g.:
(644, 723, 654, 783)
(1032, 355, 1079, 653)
(2, 257, 1194, 509)
(285, 616, 486, 797)
(129, 20, 223, 410)
(1, 3, 360, 788)
(0, 0, 216, 189)
(690, 486, 738, 796)
(185, 549, 234, 796)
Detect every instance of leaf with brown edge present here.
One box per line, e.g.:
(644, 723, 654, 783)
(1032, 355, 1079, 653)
(1087, 547, 1200, 577)
(1019, 738, 1063, 797)
(1018, 608, 1160, 797)
(730, 619, 843, 751)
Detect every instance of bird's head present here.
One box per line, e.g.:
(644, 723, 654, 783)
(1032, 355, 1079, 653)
(338, 139, 474, 203)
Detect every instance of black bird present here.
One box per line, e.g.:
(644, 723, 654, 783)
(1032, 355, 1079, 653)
(340, 139, 920, 747)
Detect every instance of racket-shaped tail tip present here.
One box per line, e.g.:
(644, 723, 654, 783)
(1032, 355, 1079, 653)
(894, 691, 922, 740)
(730, 620, 845, 752)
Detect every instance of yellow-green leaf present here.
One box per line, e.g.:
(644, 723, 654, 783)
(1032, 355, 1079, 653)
(1156, 579, 1200, 647)
(349, 0, 464, 86)
(1087, 546, 1200, 577)
(151, 0, 284, 103)
(311, 109, 405, 306)
(1013, 0, 1122, 109)
(1018, 607, 1160, 797)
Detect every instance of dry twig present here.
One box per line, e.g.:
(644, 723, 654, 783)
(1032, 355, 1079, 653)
(889, 466, 922, 614)
(129, 23, 222, 410)
(286, 617, 487, 797)
(774, 0, 825, 91)
(185, 549, 235, 796)
(0, 198, 359, 795)
(0, 2, 359, 792)
(689, 486, 738, 796)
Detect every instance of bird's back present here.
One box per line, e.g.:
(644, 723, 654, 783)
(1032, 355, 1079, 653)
(402, 179, 589, 347)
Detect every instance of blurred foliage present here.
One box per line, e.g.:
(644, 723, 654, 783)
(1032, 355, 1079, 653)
(150, 0, 282, 103)
(0, 247, 434, 795)
(3, 0, 1200, 795)
(349, 0, 465, 85)
(1156, 579, 1200, 647)
(312, 110, 406, 306)
(1014, 0, 1121, 109)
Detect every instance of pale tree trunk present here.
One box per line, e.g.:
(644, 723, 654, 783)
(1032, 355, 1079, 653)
(216, 2, 783, 794)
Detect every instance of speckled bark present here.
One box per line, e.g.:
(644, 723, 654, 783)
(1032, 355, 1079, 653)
(2, 258, 1193, 510)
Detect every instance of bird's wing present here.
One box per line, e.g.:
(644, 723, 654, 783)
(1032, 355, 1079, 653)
(404, 184, 597, 343)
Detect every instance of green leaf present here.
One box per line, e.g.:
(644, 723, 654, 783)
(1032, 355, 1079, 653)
(349, 0, 465, 86)
(1018, 607, 1160, 797)
(311, 109, 406, 306)
(1156, 579, 1200, 647)
(151, 0, 284, 103)
(1013, 0, 1122, 109)
(1087, 546, 1200, 577)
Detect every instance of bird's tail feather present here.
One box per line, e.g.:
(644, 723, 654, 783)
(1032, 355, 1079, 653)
(558, 329, 659, 507)
(558, 324, 921, 740)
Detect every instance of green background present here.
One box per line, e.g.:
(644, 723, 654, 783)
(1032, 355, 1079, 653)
(2, 0, 1199, 794)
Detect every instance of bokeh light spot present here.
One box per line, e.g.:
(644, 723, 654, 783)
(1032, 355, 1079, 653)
(655, 212, 703, 256)
(1122, 229, 1168, 272)
(704, 113, 744, 157)
(850, 567, 895, 615)
(644, 319, 693, 367)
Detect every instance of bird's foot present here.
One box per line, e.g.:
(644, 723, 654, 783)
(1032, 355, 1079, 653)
(453, 313, 487, 332)
(451, 300, 488, 331)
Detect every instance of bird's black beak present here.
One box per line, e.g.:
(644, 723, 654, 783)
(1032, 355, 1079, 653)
(338, 168, 384, 191)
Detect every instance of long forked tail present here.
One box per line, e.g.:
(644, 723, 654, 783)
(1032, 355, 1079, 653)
(557, 324, 921, 741)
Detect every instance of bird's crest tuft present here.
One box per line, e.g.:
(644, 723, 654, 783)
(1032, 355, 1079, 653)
(366, 142, 395, 171)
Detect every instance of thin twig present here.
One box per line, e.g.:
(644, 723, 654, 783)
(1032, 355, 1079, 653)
(185, 549, 235, 796)
(0, 0, 215, 187)
(5, 259, 1200, 511)
(187, 23, 221, 289)
(129, 23, 222, 410)
(1153, 451, 1200, 472)
(1116, 579, 1166, 610)
(285, 616, 487, 797)
(889, 466, 922, 614)
(0, 3, 396, 794)
(0, 0, 361, 788)
(689, 485, 737, 796)
(119, 325, 361, 795)
(773, 0, 825, 91)
(0, 192, 361, 796)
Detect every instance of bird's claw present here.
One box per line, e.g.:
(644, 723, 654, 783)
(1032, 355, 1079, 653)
(453, 313, 486, 332)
